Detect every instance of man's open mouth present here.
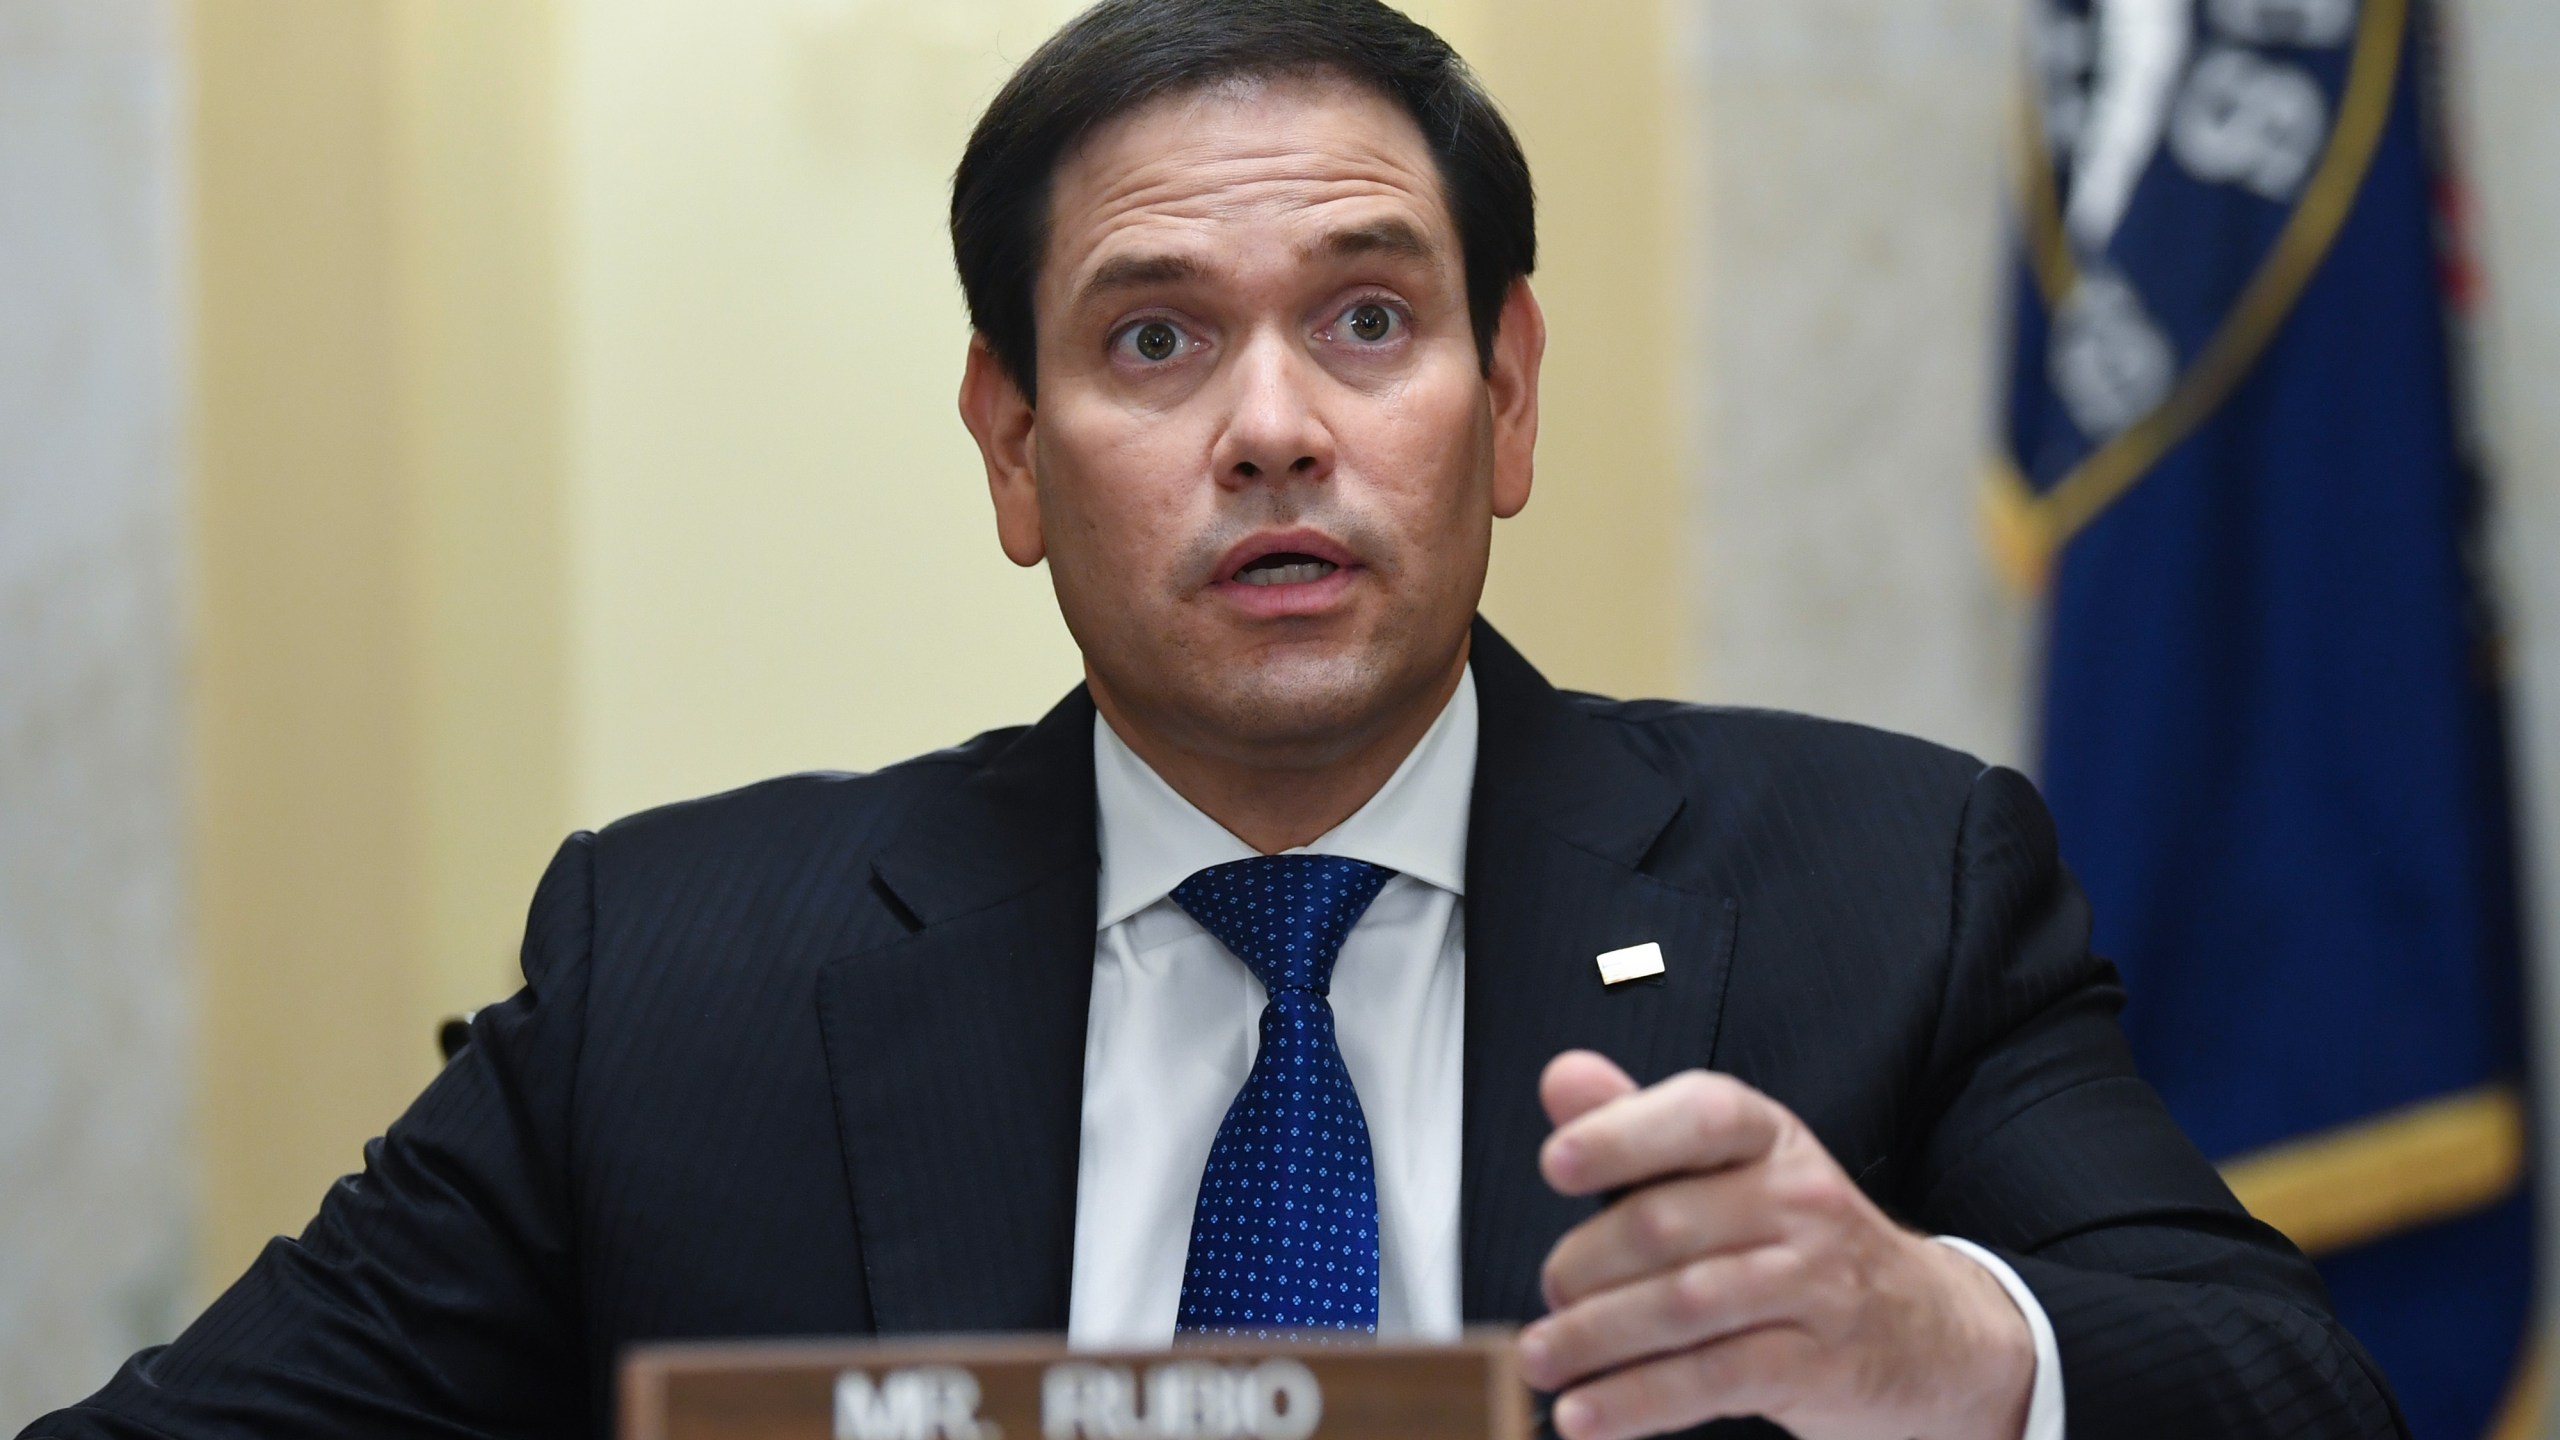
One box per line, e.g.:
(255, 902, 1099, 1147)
(1232, 553, 1341, 586)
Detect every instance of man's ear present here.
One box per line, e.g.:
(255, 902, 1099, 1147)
(1487, 277, 1546, 521)
(958, 334, 1045, 567)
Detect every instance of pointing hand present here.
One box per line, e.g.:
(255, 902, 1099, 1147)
(1518, 1051, 2034, 1440)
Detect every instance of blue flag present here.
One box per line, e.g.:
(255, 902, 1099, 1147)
(1996, 1, 2535, 1434)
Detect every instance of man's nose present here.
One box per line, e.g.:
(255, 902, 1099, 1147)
(1212, 329, 1335, 488)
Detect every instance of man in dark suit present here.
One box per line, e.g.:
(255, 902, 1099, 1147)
(25, 1, 2402, 1438)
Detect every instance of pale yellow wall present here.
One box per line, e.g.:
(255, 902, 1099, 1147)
(193, 0, 435, 1292)
(1396, 0, 1488, 69)
(558, 0, 1089, 826)
(389, 0, 575, 1048)
(192, 0, 572, 1290)
(189, 0, 1686, 1294)
(1467, 0, 1689, 701)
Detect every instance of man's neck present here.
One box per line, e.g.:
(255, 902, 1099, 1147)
(1088, 648, 1470, 855)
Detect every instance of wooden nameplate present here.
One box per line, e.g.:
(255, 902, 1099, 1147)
(621, 1330, 1530, 1440)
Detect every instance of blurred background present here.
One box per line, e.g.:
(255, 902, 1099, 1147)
(5, 0, 2558, 1431)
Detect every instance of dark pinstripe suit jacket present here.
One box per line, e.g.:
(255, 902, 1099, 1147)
(26, 621, 2403, 1440)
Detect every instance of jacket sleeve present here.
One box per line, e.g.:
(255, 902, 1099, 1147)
(1906, 766, 2407, 1440)
(17, 834, 602, 1440)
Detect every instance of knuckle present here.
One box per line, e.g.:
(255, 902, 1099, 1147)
(1669, 1260, 1722, 1325)
(1630, 1189, 1689, 1254)
(1752, 1242, 1810, 1298)
(1771, 1165, 1846, 1218)
(1704, 1095, 1744, 1144)
(1677, 1101, 1733, 1156)
(1693, 1073, 1743, 1123)
(1666, 1068, 1719, 1111)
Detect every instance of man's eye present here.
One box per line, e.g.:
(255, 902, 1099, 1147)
(1342, 303, 1398, 344)
(1120, 320, 1185, 363)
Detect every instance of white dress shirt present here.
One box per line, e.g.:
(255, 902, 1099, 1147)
(1067, 666, 2063, 1440)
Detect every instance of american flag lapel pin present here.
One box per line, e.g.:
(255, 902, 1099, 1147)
(1595, 941, 1666, 986)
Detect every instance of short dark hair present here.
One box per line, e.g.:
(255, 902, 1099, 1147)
(950, 0, 1536, 400)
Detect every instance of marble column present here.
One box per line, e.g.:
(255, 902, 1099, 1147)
(2454, 0, 2560, 1409)
(1683, 0, 2035, 767)
(0, 0, 191, 1415)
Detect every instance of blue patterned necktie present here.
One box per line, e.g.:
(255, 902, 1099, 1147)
(1170, 854, 1394, 1338)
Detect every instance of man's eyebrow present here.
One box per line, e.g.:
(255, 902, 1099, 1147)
(1073, 253, 1205, 307)
(1068, 223, 1438, 309)
(1308, 220, 1439, 264)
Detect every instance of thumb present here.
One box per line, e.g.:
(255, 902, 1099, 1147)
(1539, 1049, 1638, 1130)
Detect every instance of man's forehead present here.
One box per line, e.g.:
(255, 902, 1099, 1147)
(1039, 76, 1459, 304)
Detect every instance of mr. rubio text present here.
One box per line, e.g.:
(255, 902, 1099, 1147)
(1044, 1360, 1323, 1440)
(836, 1367, 994, 1440)
(829, 1359, 1325, 1440)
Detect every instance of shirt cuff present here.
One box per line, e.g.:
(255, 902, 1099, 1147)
(1930, 1235, 2064, 1440)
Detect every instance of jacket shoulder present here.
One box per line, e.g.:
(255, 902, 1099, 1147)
(1567, 692, 1994, 796)
(1560, 693, 2017, 893)
(593, 726, 1021, 850)
(560, 724, 1032, 944)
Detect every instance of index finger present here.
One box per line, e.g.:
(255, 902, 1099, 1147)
(1541, 1050, 1640, 1130)
(1539, 1070, 1783, 1197)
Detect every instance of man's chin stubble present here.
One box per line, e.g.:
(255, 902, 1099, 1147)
(1178, 648, 1443, 767)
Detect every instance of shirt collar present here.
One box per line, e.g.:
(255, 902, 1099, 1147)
(1092, 665, 1478, 930)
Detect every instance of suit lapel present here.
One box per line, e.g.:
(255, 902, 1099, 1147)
(1460, 622, 1741, 1323)
(812, 627, 1743, 1333)
(816, 688, 1101, 1335)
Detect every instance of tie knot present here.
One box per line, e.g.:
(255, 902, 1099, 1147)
(1171, 854, 1393, 996)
